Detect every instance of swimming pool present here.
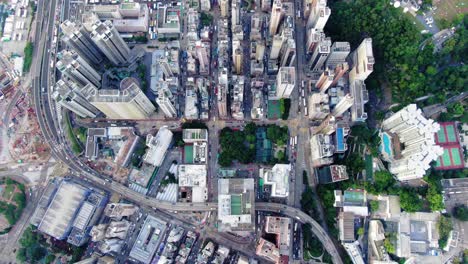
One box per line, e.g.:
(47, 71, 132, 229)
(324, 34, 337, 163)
(381, 132, 393, 158)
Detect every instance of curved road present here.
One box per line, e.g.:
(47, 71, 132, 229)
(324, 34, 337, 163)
(31, 0, 343, 263)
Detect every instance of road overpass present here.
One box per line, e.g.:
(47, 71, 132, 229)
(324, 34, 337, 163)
(29, 0, 343, 263)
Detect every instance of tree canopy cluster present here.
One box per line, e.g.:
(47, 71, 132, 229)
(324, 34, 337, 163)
(219, 127, 255, 167)
(453, 205, 468, 221)
(325, 0, 467, 105)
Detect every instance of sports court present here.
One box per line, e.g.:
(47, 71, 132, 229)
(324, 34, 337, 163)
(434, 122, 464, 170)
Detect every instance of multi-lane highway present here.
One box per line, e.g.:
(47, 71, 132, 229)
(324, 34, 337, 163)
(29, 0, 343, 263)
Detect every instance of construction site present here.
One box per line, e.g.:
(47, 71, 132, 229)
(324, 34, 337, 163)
(6, 92, 50, 163)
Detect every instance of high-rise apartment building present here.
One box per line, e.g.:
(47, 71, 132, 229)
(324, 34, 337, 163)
(279, 39, 296, 67)
(270, 35, 284, 60)
(196, 41, 210, 74)
(309, 37, 331, 72)
(326, 42, 350, 71)
(56, 50, 102, 88)
(349, 79, 369, 122)
(90, 20, 130, 65)
(60, 20, 103, 65)
(200, 0, 211, 11)
(315, 69, 334, 93)
(331, 62, 349, 87)
(155, 84, 177, 118)
(231, 0, 241, 26)
(349, 38, 374, 82)
(380, 104, 443, 181)
(90, 77, 155, 119)
(269, 0, 283, 35)
(220, 0, 229, 17)
(233, 47, 243, 75)
(217, 68, 228, 118)
(332, 93, 353, 117)
(53, 80, 100, 118)
(306, 28, 325, 53)
(306, 0, 330, 30)
(275, 67, 295, 99)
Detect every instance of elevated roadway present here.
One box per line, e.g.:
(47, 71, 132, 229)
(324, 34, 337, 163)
(30, 0, 342, 263)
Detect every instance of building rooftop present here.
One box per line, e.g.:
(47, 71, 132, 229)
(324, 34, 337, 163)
(182, 129, 208, 142)
(218, 178, 255, 233)
(38, 181, 88, 239)
(129, 215, 167, 264)
(144, 127, 173, 167)
(260, 164, 291, 198)
(178, 164, 207, 202)
(265, 216, 291, 255)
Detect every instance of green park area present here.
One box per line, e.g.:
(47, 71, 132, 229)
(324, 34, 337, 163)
(218, 123, 289, 167)
(325, 0, 466, 110)
(0, 178, 26, 234)
(16, 226, 86, 264)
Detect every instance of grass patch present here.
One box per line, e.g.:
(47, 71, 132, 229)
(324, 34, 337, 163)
(2, 184, 15, 199)
(433, 0, 467, 27)
(23, 42, 33, 73)
(65, 112, 82, 154)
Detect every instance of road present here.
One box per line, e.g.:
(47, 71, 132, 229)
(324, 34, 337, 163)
(27, 0, 343, 262)
(256, 202, 343, 264)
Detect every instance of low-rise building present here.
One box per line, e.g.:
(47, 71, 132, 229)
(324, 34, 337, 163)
(218, 178, 255, 233)
(259, 164, 291, 198)
(143, 127, 173, 167)
(256, 238, 280, 263)
(317, 165, 349, 184)
(104, 203, 139, 220)
(334, 189, 368, 217)
(129, 215, 167, 264)
(178, 165, 207, 202)
(265, 216, 291, 256)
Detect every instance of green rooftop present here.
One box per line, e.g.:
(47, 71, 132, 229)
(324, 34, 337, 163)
(184, 145, 194, 163)
(230, 194, 242, 215)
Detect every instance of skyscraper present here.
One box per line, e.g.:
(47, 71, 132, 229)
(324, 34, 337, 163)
(331, 62, 349, 87)
(90, 20, 130, 65)
(326, 42, 350, 71)
(275, 67, 295, 99)
(306, 28, 325, 53)
(220, 0, 229, 17)
(56, 50, 102, 88)
(195, 41, 210, 74)
(332, 93, 353, 117)
(270, 35, 284, 60)
(349, 79, 369, 122)
(217, 68, 228, 118)
(279, 39, 296, 67)
(309, 37, 331, 72)
(269, 0, 283, 35)
(52, 80, 100, 118)
(315, 69, 334, 93)
(90, 77, 155, 119)
(233, 46, 243, 75)
(156, 84, 177, 118)
(306, 0, 330, 30)
(60, 20, 103, 65)
(380, 104, 444, 181)
(349, 38, 374, 82)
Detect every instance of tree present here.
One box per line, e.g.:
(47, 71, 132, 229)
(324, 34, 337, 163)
(399, 188, 423, 212)
(16, 247, 27, 263)
(357, 227, 364, 236)
(427, 184, 444, 212)
(438, 215, 453, 249)
(370, 200, 380, 212)
(384, 237, 395, 254)
(45, 254, 56, 264)
(373, 171, 396, 193)
(453, 205, 468, 221)
(448, 103, 465, 116)
(276, 150, 285, 161)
